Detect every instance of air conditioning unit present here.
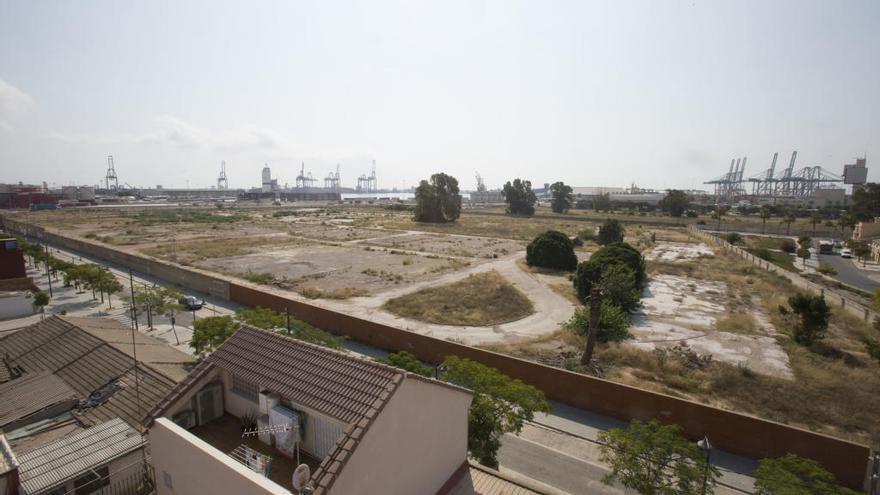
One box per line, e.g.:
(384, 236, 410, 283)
(259, 391, 281, 416)
(195, 382, 224, 425)
(172, 410, 196, 429)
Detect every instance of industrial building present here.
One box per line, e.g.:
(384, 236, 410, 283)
(704, 152, 866, 207)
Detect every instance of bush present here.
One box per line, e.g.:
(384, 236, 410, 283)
(780, 238, 797, 253)
(724, 232, 743, 245)
(526, 230, 578, 271)
(565, 302, 632, 343)
(785, 293, 831, 346)
(685, 210, 698, 218)
(752, 247, 773, 261)
(598, 264, 641, 312)
(597, 219, 625, 245)
(380, 351, 433, 376)
(573, 242, 646, 301)
(864, 336, 880, 364)
(577, 229, 597, 242)
(817, 264, 837, 276)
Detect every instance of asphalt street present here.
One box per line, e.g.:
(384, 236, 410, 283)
(817, 253, 880, 293)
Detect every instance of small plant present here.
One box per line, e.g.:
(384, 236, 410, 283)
(724, 232, 743, 245)
(816, 264, 837, 276)
(240, 410, 259, 431)
(780, 238, 797, 253)
(242, 271, 275, 285)
(402, 257, 414, 266)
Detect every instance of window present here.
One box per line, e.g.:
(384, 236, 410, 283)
(231, 374, 259, 402)
(74, 466, 109, 495)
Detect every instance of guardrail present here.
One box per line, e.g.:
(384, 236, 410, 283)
(687, 226, 878, 323)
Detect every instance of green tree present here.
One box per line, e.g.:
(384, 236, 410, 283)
(380, 351, 433, 376)
(852, 241, 872, 266)
(501, 179, 537, 216)
(565, 302, 632, 343)
(837, 213, 856, 239)
(724, 232, 743, 245)
(413, 173, 462, 223)
(598, 264, 641, 312)
(810, 213, 822, 237)
(754, 454, 858, 495)
(597, 219, 625, 245)
(526, 230, 578, 270)
(574, 242, 646, 301)
(191, 315, 238, 357)
(441, 356, 550, 468)
(31, 290, 50, 318)
(549, 181, 573, 214)
(850, 182, 880, 221)
(95, 269, 124, 309)
(760, 206, 772, 234)
(598, 420, 720, 495)
(593, 193, 612, 212)
(660, 189, 689, 217)
(781, 213, 796, 235)
(234, 306, 344, 349)
(235, 306, 286, 329)
(784, 293, 831, 346)
(712, 205, 727, 229)
(797, 246, 811, 267)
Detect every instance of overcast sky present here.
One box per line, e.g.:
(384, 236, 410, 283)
(1, 0, 878, 191)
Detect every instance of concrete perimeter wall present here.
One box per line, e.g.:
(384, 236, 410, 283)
(2, 215, 869, 489)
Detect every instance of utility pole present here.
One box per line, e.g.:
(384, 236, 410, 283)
(580, 287, 601, 365)
(43, 244, 53, 297)
(128, 269, 138, 331)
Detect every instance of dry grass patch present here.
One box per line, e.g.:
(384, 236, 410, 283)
(714, 313, 760, 335)
(383, 271, 534, 326)
(300, 287, 370, 299)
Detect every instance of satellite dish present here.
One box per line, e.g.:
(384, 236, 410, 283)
(292, 463, 311, 492)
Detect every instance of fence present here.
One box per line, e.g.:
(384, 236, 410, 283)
(2, 214, 871, 490)
(688, 226, 879, 323)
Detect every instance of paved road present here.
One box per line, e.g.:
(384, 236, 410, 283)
(817, 253, 880, 293)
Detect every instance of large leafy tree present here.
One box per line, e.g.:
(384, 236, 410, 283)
(593, 193, 612, 212)
(660, 189, 689, 217)
(850, 182, 880, 221)
(549, 181, 573, 214)
(754, 454, 858, 495)
(441, 356, 550, 468)
(191, 315, 238, 357)
(502, 179, 537, 216)
(526, 230, 578, 270)
(598, 420, 720, 495)
(565, 302, 632, 343)
(574, 242, 646, 301)
(597, 219, 625, 245)
(235, 306, 343, 349)
(413, 173, 462, 223)
(379, 351, 433, 377)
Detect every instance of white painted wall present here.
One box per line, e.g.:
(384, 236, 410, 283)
(149, 418, 289, 495)
(0, 293, 32, 321)
(329, 377, 472, 495)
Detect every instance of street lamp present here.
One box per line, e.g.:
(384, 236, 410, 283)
(434, 363, 448, 379)
(697, 436, 712, 495)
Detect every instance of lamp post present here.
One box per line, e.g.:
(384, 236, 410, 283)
(697, 436, 712, 495)
(434, 363, 448, 379)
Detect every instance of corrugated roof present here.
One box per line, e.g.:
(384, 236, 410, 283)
(0, 371, 79, 428)
(0, 316, 192, 429)
(206, 326, 404, 424)
(17, 418, 144, 495)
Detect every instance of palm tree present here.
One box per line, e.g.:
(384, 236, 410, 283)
(760, 206, 771, 234)
(810, 213, 822, 237)
(781, 213, 796, 235)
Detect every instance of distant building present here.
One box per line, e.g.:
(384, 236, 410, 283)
(145, 325, 475, 495)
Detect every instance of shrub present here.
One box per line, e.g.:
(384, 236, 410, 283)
(597, 219, 625, 245)
(817, 264, 837, 276)
(724, 232, 743, 244)
(780, 238, 797, 253)
(752, 247, 773, 261)
(526, 230, 578, 271)
(599, 264, 641, 312)
(380, 351, 433, 376)
(785, 293, 831, 346)
(565, 302, 632, 343)
(685, 210, 698, 218)
(864, 336, 880, 364)
(577, 229, 597, 242)
(573, 242, 646, 301)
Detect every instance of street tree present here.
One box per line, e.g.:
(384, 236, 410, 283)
(525, 230, 578, 271)
(660, 189, 689, 217)
(852, 241, 872, 266)
(783, 293, 831, 346)
(760, 206, 772, 234)
(781, 213, 796, 235)
(32, 290, 50, 319)
(549, 181, 573, 214)
(190, 315, 238, 357)
(413, 173, 462, 223)
(754, 454, 858, 495)
(501, 179, 537, 216)
(441, 356, 550, 468)
(850, 182, 880, 221)
(95, 270, 124, 309)
(598, 419, 720, 495)
(234, 306, 344, 349)
(797, 245, 811, 267)
(810, 213, 822, 237)
(597, 219, 625, 245)
(837, 213, 857, 239)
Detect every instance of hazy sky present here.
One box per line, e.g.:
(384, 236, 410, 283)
(1, 0, 878, 191)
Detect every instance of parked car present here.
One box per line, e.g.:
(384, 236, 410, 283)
(840, 248, 852, 259)
(178, 295, 205, 310)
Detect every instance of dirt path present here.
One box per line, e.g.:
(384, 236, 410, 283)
(319, 252, 578, 344)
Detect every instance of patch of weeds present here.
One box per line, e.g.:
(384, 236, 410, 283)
(300, 287, 370, 299)
(242, 271, 276, 285)
(402, 257, 414, 266)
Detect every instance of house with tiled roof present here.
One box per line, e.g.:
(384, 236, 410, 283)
(144, 325, 476, 495)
